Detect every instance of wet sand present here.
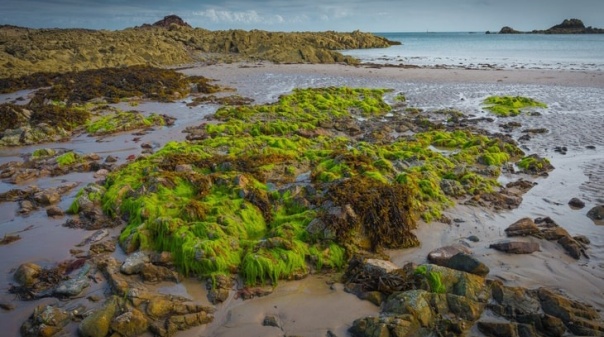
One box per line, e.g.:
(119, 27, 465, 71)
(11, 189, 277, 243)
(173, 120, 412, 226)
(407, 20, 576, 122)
(1, 63, 603, 337)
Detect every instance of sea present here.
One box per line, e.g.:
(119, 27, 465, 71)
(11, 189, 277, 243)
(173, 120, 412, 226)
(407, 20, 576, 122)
(341, 32, 604, 71)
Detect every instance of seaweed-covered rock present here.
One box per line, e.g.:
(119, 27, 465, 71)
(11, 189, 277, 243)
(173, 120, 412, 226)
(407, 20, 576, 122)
(20, 304, 72, 337)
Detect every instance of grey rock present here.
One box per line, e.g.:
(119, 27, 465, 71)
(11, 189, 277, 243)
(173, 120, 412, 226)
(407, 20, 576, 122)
(121, 251, 150, 275)
(568, 197, 585, 209)
(442, 253, 490, 277)
(586, 205, 604, 224)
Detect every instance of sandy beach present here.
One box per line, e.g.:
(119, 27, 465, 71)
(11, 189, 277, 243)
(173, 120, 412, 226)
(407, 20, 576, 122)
(1, 63, 603, 337)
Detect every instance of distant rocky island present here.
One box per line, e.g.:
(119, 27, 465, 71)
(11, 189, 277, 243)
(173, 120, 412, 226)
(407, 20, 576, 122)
(493, 18, 604, 34)
(0, 15, 399, 78)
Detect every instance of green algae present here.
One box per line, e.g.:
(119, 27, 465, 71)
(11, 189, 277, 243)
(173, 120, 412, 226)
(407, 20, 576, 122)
(56, 151, 80, 167)
(414, 265, 446, 294)
(86, 110, 166, 135)
(483, 96, 547, 117)
(96, 86, 532, 285)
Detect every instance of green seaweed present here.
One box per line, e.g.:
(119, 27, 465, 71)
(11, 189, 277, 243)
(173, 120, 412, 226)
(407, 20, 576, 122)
(93, 86, 531, 286)
(86, 110, 166, 135)
(483, 96, 547, 117)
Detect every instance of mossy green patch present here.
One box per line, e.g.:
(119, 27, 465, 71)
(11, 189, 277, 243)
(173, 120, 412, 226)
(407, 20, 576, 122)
(56, 151, 80, 167)
(483, 96, 547, 117)
(86, 110, 166, 135)
(96, 86, 531, 285)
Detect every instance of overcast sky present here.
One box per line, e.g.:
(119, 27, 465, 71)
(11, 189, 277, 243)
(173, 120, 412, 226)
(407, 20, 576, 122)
(1, 0, 603, 32)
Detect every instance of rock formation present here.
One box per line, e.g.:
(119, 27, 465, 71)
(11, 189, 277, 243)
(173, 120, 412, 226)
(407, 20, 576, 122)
(0, 16, 400, 78)
(498, 18, 604, 34)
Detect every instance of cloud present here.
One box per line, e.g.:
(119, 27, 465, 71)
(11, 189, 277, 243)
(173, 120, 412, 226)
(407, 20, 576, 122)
(192, 8, 284, 25)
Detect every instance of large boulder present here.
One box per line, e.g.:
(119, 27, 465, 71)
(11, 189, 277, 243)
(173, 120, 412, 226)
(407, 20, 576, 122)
(78, 297, 119, 337)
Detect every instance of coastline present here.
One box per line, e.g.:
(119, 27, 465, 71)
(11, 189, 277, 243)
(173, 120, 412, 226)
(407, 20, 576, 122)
(1, 62, 603, 337)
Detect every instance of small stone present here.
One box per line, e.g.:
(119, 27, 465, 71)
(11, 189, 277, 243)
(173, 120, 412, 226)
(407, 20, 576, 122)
(121, 251, 150, 275)
(93, 169, 109, 179)
(467, 235, 480, 242)
(568, 198, 585, 209)
(263, 315, 281, 328)
(105, 155, 118, 163)
(586, 205, 604, 224)
(0, 302, 15, 311)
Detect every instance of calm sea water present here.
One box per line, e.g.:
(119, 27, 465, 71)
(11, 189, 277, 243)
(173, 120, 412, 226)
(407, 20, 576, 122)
(342, 32, 604, 71)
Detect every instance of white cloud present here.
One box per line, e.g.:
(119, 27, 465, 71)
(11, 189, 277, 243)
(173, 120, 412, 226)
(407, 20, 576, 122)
(192, 8, 284, 25)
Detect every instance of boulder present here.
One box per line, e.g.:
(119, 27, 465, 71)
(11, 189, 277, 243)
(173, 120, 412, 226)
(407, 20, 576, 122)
(489, 241, 540, 254)
(557, 236, 585, 259)
(505, 218, 539, 237)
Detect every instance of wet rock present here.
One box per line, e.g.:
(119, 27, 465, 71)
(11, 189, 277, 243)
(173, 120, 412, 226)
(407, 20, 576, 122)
(568, 197, 585, 209)
(0, 302, 15, 311)
(19, 199, 37, 214)
(467, 235, 480, 242)
(89, 240, 116, 255)
(14, 263, 42, 287)
(305, 218, 335, 240)
(111, 308, 148, 337)
(76, 229, 109, 247)
(440, 253, 490, 277)
(363, 259, 399, 275)
(557, 236, 586, 259)
(105, 155, 117, 163)
(207, 274, 232, 304)
(46, 205, 64, 217)
(489, 241, 540, 254)
(440, 178, 465, 197)
(477, 321, 522, 337)
(121, 251, 150, 275)
(21, 304, 71, 337)
(427, 244, 472, 265)
(93, 169, 109, 179)
(33, 190, 61, 206)
(586, 205, 604, 223)
(574, 235, 591, 245)
(79, 297, 119, 337)
(505, 217, 540, 237)
(53, 263, 91, 297)
(149, 251, 174, 266)
(262, 315, 281, 328)
(538, 287, 604, 336)
(141, 263, 179, 283)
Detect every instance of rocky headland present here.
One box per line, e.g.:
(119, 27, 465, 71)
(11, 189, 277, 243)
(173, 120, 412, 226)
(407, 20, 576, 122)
(497, 18, 604, 34)
(0, 15, 399, 78)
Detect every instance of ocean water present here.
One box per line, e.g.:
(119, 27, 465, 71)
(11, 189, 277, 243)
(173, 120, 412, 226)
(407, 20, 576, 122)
(341, 32, 604, 71)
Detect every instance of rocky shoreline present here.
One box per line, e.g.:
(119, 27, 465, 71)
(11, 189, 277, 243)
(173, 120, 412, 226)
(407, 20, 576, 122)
(1, 62, 603, 337)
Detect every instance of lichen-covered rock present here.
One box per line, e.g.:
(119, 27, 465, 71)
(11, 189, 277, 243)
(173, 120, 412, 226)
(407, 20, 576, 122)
(20, 304, 71, 337)
(14, 263, 42, 287)
(110, 308, 148, 337)
(120, 251, 150, 275)
(78, 297, 119, 337)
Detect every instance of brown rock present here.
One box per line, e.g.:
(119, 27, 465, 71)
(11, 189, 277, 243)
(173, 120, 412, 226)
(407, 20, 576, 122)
(557, 236, 585, 259)
(505, 218, 539, 237)
(489, 241, 540, 254)
(14, 263, 42, 287)
(586, 205, 604, 224)
(140, 263, 179, 283)
(568, 197, 585, 209)
(46, 206, 64, 217)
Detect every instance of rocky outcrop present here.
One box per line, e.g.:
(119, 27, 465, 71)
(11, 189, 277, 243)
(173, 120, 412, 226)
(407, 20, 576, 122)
(149, 15, 191, 29)
(498, 18, 604, 34)
(502, 217, 589, 259)
(347, 257, 604, 337)
(0, 23, 399, 78)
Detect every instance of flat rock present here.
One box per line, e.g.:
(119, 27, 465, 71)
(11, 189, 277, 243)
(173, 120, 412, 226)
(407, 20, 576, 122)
(489, 241, 540, 254)
(363, 259, 399, 275)
(427, 244, 472, 265)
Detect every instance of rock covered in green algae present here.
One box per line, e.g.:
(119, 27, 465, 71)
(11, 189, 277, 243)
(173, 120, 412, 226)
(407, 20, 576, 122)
(93, 86, 543, 286)
(483, 95, 547, 117)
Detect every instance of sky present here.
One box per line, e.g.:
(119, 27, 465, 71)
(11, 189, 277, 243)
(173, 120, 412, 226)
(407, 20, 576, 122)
(1, 0, 603, 32)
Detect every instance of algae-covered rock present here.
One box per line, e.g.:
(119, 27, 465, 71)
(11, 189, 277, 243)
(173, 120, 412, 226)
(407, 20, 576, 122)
(20, 304, 71, 337)
(110, 308, 149, 337)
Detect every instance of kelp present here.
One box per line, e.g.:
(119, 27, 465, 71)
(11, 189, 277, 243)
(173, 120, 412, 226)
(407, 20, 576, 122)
(96, 86, 535, 285)
(2, 65, 224, 104)
(483, 95, 547, 117)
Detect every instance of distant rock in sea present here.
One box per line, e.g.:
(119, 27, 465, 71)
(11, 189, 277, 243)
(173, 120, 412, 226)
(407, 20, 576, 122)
(497, 18, 604, 34)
